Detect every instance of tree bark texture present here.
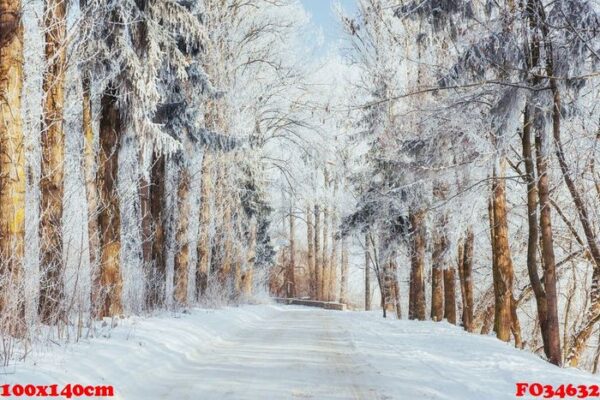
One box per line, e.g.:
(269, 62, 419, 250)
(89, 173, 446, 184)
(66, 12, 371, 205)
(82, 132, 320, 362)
(490, 163, 515, 342)
(96, 86, 123, 318)
(409, 211, 426, 320)
(196, 153, 212, 298)
(174, 166, 191, 306)
(0, 0, 26, 334)
(39, 0, 67, 324)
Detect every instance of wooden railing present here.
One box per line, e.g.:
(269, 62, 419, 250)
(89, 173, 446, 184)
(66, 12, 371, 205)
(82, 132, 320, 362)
(273, 298, 347, 311)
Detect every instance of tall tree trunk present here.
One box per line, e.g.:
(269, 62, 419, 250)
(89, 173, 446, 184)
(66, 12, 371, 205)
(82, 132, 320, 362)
(82, 73, 101, 317)
(145, 153, 166, 308)
(213, 164, 233, 291)
(490, 162, 515, 342)
(365, 233, 371, 311)
(321, 206, 329, 301)
(231, 203, 243, 297)
(0, 0, 26, 334)
(382, 258, 396, 316)
(96, 86, 123, 318)
(173, 165, 191, 306)
(339, 236, 349, 304)
(521, 104, 547, 347)
(140, 169, 152, 305)
(459, 228, 474, 331)
(409, 211, 426, 320)
(534, 114, 562, 365)
(196, 153, 212, 298)
(521, 0, 562, 362)
(329, 209, 338, 302)
(287, 208, 296, 298)
(367, 234, 387, 317)
(241, 218, 256, 297)
(431, 185, 449, 322)
(221, 194, 233, 292)
(444, 267, 457, 324)
(39, 0, 67, 324)
(392, 258, 402, 319)
(431, 229, 445, 322)
(314, 204, 321, 300)
(306, 205, 315, 299)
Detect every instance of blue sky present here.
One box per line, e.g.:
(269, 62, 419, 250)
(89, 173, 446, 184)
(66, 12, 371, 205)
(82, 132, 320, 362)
(299, 0, 358, 54)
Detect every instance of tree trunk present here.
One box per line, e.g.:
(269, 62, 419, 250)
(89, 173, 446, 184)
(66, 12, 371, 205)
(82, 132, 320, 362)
(314, 204, 321, 300)
(392, 258, 402, 319)
(0, 0, 26, 335)
(490, 162, 515, 342)
(534, 116, 562, 365)
(287, 208, 296, 298)
(339, 236, 349, 304)
(82, 73, 101, 318)
(521, 104, 547, 346)
(241, 219, 256, 297)
(212, 164, 233, 292)
(409, 211, 426, 320)
(306, 205, 315, 299)
(38, 0, 67, 324)
(511, 295, 523, 348)
(459, 228, 474, 331)
(431, 229, 445, 322)
(383, 258, 396, 316)
(329, 209, 338, 302)
(96, 86, 123, 318)
(321, 206, 329, 301)
(365, 234, 371, 311)
(145, 153, 166, 309)
(196, 153, 212, 298)
(431, 266, 444, 322)
(444, 267, 457, 324)
(521, 1, 563, 362)
(140, 169, 152, 301)
(368, 234, 387, 317)
(173, 165, 191, 306)
(232, 215, 243, 297)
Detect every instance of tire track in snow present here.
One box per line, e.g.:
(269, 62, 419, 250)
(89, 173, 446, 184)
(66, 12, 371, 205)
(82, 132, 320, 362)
(320, 313, 383, 400)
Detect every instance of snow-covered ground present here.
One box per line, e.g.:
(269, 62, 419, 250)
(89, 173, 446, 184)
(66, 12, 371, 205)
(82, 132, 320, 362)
(3, 304, 600, 399)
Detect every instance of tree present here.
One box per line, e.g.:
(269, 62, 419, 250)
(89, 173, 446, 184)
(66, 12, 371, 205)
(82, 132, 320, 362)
(458, 228, 475, 331)
(0, 0, 26, 334)
(431, 222, 446, 322)
(146, 152, 166, 308)
(339, 237, 349, 304)
(38, 0, 68, 324)
(287, 207, 296, 298)
(409, 211, 426, 320)
(306, 205, 315, 299)
(314, 204, 321, 300)
(83, 0, 208, 316)
(364, 233, 372, 311)
(196, 154, 212, 298)
(174, 156, 192, 306)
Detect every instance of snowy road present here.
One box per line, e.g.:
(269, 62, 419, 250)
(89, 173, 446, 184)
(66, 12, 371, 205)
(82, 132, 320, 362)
(7, 305, 600, 399)
(175, 306, 382, 399)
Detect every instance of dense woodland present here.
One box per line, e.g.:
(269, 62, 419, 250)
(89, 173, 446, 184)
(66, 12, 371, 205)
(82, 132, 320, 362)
(0, 0, 600, 372)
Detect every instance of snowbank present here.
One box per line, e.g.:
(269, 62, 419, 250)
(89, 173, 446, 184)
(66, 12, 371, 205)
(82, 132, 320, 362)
(2, 305, 599, 399)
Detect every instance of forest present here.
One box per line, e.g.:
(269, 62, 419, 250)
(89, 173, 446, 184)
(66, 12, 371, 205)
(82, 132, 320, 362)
(0, 0, 599, 376)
